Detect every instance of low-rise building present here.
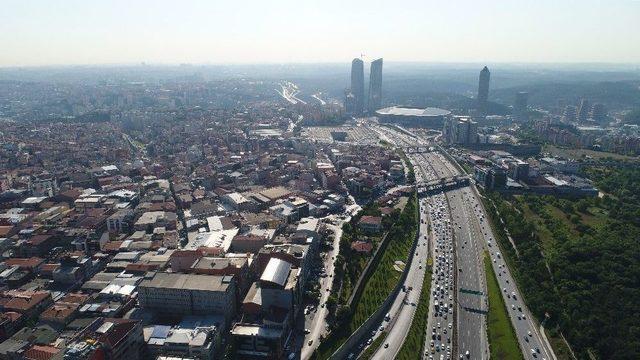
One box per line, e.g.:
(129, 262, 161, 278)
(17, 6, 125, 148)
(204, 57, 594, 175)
(358, 216, 382, 233)
(144, 316, 222, 360)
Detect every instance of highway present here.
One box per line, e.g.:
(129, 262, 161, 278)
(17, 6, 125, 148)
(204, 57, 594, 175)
(426, 152, 489, 360)
(430, 149, 556, 360)
(359, 123, 555, 360)
(421, 188, 456, 360)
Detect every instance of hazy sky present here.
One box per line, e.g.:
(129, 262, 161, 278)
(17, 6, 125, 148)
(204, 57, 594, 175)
(1, 0, 639, 67)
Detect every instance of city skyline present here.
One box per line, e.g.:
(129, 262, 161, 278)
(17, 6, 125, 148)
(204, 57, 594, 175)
(1, 0, 640, 67)
(1, 2, 639, 360)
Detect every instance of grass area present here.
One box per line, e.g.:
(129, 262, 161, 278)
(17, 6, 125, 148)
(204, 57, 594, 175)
(484, 252, 524, 360)
(396, 269, 432, 360)
(543, 144, 639, 162)
(334, 203, 389, 305)
(547, 330, 577, 360)
(397, 149, 416, 184)
(460, 162, 473, 174)
(481, 193, 572, 360)
(313, 195, 418, 359)
(359, 333, 386, 360)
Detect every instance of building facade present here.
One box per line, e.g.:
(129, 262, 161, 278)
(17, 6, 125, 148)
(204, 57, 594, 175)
(368, 58, 383, 113)
(350, 58, 365, 115)
(477, 66, 490, 113)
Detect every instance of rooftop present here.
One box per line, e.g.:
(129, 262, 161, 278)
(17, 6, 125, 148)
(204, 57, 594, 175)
(140, 273, 232, 292)
(260, 258, 291, 287)
(376, 106, 451, 117)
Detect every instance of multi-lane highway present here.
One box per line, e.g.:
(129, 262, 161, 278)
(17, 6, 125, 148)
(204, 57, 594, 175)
(429, 148, 555, 360)
(426, 151, 489, 360)
(360, 123, 555, 360)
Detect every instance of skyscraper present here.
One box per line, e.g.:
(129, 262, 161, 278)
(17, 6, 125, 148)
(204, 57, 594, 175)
(514, 91, 529, 122)
(591, 103, 607, 124)
(477, 66, 490, 114)
(368, 58, 383, 113)
(577, 98, 590, 122)
(350, 58, 365, 115)
(562, 105, 577, 122)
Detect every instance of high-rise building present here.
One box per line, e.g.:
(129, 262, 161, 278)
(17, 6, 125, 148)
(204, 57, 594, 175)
(443, 116, 478, 145)
(514, 91, 529, 122)
(562, 105, 577, 122)
(368, 58, 383, 113)
(577, 98, 590, 122)
(344, 90, 356, 115)
(350, 58, 365, 115)
(477, 66, 490, 113)
(591, 103, 607, 123)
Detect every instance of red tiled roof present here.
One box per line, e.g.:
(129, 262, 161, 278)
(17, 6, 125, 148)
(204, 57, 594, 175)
(0, 226, 15, 237)
(102, 241, 123, 252)
(39, 263, 61, 274)
(39, 303, 78, 322)
(359, 216, 382, 226)
(26, 234, 53, 246)
(2, 290, 50, 312)
(24, 344, 60, 360)
(90, 318, 139, 349)
(351, 241, 374, 253)
(0, 311, 23, 323)
(4, 257, 44, 270)
(170, 249, 202, 258)
(57, 293, 89, 305)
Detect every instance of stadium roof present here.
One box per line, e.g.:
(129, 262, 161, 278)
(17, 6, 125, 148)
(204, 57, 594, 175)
(376, 106, 451, 117)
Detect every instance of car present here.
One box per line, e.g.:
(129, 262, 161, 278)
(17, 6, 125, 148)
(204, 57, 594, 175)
(304, 328, 310, 334)
(528, 331, 533, 337)
(465, 350, 470, 358)
(384, 343, 389, 348)
(308, 340, 313, 346)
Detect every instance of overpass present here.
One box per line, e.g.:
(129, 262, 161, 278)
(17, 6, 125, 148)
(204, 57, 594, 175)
(416, 176, 470, 196)
(404, 146, 434, 154)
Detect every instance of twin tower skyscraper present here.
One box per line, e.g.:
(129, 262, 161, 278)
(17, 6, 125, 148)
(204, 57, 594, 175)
(345, 57, 383, 115)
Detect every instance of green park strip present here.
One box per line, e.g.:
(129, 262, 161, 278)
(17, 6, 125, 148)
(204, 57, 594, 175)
(312, 194, 418, 359)
(484, 251, 524, 360)
(395, 268, 432, 360)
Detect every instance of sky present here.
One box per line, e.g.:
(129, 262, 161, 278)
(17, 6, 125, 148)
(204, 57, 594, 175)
(1, 0, 639, 67)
